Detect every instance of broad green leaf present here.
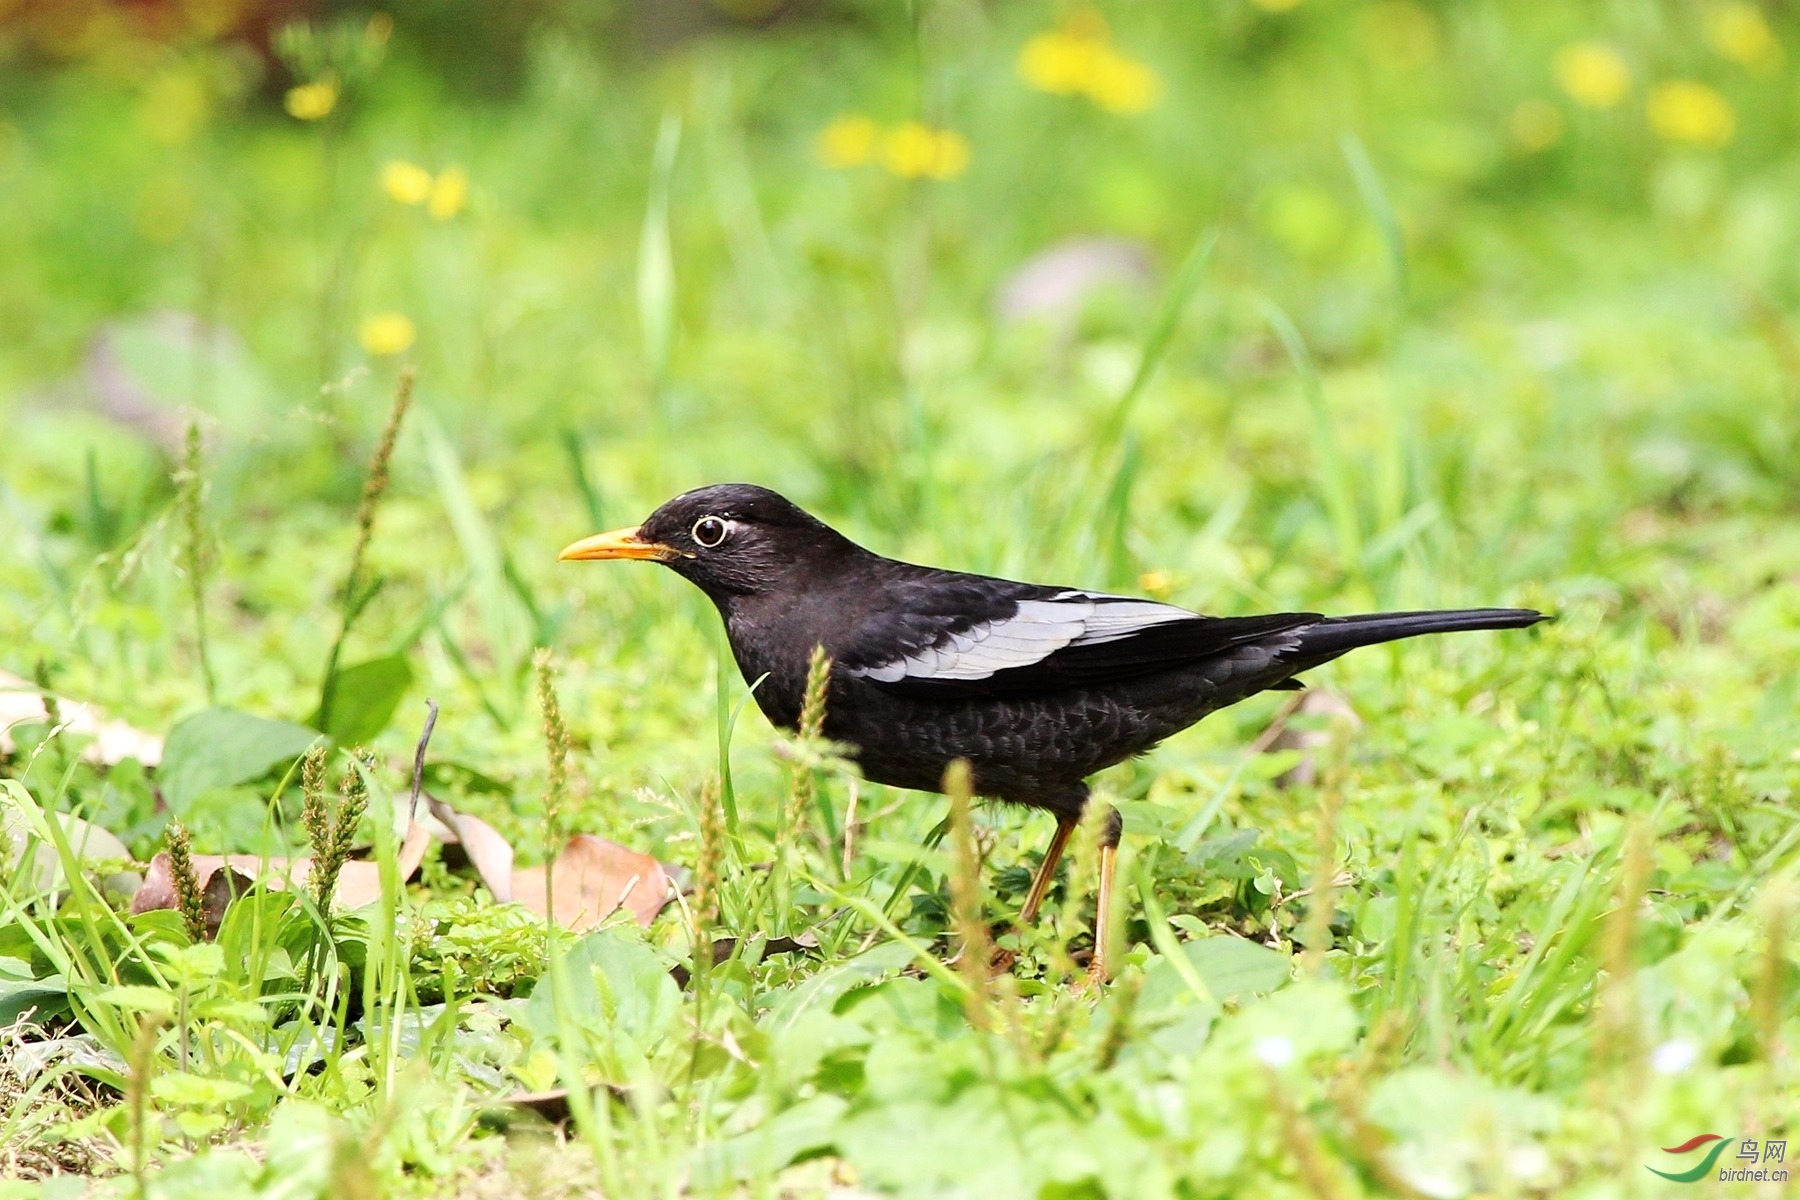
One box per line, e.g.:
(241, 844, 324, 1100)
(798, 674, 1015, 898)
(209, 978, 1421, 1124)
(151, 1072, 252, 1105)
(315, 654, 414, 746)
(193, 998, 272, 1024)
(0, 978, 70, 1026)
(94, 985, 175, 1016)
(1144, 936, 1292, 1012)
(159, 708, 319, 814)
(690, 1094, 847, 1188)
(523, 926, 679, 1063)
(1185, 935, 1294, 1000)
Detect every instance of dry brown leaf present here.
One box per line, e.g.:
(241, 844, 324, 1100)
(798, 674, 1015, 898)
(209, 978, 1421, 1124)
(0, 670, 163, 767)
(425, 794, 514, 902)
(332, 822, 432, 909)
(1263, 689, 1361, 789)
(2, 805, 137, 898)
(131, 852, 299, 915)
(512, 835, 673, 931)
(199, 867, 253, 939)
(130, 822, 433, 920)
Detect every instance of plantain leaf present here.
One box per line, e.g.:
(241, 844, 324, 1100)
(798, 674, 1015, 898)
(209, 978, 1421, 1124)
(313, 655, 413, 746)
(159, 708, 320, 815)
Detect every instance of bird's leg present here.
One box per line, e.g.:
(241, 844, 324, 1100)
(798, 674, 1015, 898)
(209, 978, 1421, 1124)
(1088, 807, 1123, 983)
(1017, 814, 1078, 926)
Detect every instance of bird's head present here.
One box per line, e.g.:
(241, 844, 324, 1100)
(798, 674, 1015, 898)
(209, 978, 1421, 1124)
(558, 483, 856, 600)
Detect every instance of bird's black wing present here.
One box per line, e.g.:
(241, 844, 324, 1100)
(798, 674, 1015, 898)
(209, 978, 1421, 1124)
(837, 579, 1321, 700)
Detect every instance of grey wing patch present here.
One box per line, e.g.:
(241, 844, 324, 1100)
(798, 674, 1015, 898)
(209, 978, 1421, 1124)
(851, 591, 1200, 684)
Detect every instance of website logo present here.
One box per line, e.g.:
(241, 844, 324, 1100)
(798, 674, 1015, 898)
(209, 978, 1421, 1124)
(1649, 1134, 1788, 1184)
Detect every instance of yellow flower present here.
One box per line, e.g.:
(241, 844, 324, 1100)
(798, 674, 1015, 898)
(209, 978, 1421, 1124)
(1554, 42, 1630, 109)
(1646, 80, 1736, 148)
(380, 160, 433, 205)
(1706, 3, 1780, 69)
(1018, 8, 1160, 113)
(1137, 571, 1172, 597)
(1509, 99, 1566, 152)
(359, 312, 416, 356)
(1019, 31, 1106, 95)
(284, 77, 339, 121)
(1086, 49, 1162, 113)
(879, 123, 969, 180)
(427, 166, 467, 219)
(817, 113, 879, 168)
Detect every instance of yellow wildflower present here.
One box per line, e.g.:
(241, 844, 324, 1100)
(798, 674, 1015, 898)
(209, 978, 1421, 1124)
(284, 77, 339, 121)
(1019, 30, 1106, 95)
(817, 114, 879, 168)
(1137, 571, 1172, 597)
(428, 166, 468, 219)
(880, 122, 969, 181)
(1553, 43, 1630, 109)
(1018, 8, 1160, 113)
(380, 160, 434, 205)
(1086, 51, 1161, 114)
(1706, 3, 1779, 69)
(1509, 99, 1565, 152)
(359, 313, 416, 356)
(1646, 80, 1735, 148)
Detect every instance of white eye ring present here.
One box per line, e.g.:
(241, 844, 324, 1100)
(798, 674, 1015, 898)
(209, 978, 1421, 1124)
(691, 515, 731, 548)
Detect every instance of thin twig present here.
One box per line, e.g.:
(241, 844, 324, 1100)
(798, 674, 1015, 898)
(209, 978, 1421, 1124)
(408, 698, 439, 821)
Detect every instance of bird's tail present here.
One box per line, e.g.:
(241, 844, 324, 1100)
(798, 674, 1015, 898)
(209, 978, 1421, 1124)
(1288, 607, 1547, 662)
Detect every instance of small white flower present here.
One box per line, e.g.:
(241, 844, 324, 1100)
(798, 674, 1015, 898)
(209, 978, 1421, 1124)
(1507, 1142, 1552, 1181)
(1651, 1038, 1699, 1075)
(1253, 1035, 1295, 1067)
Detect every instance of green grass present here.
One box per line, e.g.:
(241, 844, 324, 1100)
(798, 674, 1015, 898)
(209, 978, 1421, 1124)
(3, 1, 1800, 1195)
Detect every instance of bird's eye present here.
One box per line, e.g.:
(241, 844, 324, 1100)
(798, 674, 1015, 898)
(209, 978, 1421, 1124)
(691, 515, 731, 548)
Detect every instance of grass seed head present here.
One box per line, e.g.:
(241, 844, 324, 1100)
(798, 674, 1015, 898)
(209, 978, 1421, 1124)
(164, 820, 206, 943)
(533, 647, 570, 839)
(944, 759, 994, 1029)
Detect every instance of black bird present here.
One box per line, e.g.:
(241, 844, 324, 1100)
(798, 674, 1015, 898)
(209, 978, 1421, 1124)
(560, 483, 1544, 976)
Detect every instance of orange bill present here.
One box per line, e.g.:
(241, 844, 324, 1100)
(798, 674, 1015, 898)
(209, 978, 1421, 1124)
(557, 525, 680, 562)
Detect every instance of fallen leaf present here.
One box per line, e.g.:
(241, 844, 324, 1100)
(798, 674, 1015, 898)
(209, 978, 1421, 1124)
(424, 793, 514, 902)
(331, 822, 432, 909)
(1, 805, 135, 897)
(670, 934, 819, 989)
(512, 835, 674, 931)
(129, 822, 432, 923)
(0, 671, 164, 767)
(500, 1082, 629, 1126)
(1264, 689, 1360, 788)
(199, 867, 253, 940)
(132, 851, 293, 916)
